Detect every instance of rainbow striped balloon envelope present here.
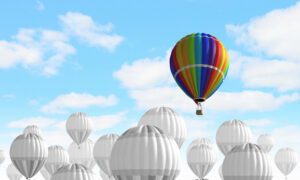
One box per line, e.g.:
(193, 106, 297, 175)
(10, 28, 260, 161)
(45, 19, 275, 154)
(170, 33, 229, 115)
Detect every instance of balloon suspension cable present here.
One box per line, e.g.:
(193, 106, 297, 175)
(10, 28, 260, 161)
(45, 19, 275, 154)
(196, 102, 203, 115)
(285, 176, 288, 180)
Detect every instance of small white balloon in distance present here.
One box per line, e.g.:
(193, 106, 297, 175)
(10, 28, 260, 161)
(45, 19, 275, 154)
(219, 163, 223, 180)
(187, 140, 218, 179)
(45, 145, 69, 175)
(51, 163, 95, 180)
(0, 149, 6, 165)
(10, 133, 48, 179)
(68, 139, 95, 170)
(110, 125, 182, 180)
(187, 137, 217, 153)
(138, 106, 187, 148)
(94, 134, 119, 178)
(222, 143, 273, 180)
(257, 134, 274, 153)
(7, 163, 23, 180)
(216, 119, 252, 156)
(275, 147, 298, 178)
(66, 112, 93, 146)
(23, 125, 42, 137)
(40, 166, 51, 180)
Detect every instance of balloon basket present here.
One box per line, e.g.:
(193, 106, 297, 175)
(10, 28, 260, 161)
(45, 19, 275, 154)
(196, 109, 203, 115)
(196, 102, 203, 115)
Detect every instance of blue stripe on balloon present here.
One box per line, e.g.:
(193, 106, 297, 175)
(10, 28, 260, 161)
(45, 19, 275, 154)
(194, 33, 202, 98)
(175, 75, 194, 99)
(200, 33, 209, 97)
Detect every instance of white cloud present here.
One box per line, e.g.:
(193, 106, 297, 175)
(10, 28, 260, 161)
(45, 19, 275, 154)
(40, 92, 118, 114)
(113, 50, 172, 89)
(245, 118, 273, 127)
(130, 86, 195, 113)
(0, 28, 75, 75)
(36, 0, 45, 11)
(229, 50, 300, 91)
(114, 49, 299, 113)
(206, 91, 299, 112)
(130, 85, 299, 113)
(91, 112, 127, 131)
(8, 117, 56, 128)
(226, 2, 300, 60)
(185, 116, 216, 139)
(2, 94, 16, 99)
(60, 12, 124, 51)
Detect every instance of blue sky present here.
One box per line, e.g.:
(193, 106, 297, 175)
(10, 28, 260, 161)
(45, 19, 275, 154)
(1, 0, 300, 179)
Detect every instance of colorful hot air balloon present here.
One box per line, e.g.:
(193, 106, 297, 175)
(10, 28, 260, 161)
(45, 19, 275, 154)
(170, 33, 229, 115)
(94, 134, 119, 180)
(110, 125, 182, 180)
(10, 133, 48, 179)
(222, 143, 273, 180)
(216, 119, 252, 156)
(275, 148, 298, 180)
(138, 107, 187, 148)
(45, 145, 69, 175)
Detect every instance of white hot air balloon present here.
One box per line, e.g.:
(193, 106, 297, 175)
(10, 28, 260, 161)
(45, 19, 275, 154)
(10, 133, 48, 179)
(40, 167, 51, 180)
(23, 125, 42, 137)
(222, 143, 273, 180)
(0, 150, 6, 166)
(94, 134, 119, 179)
(110, 125, 181, 180)
(66, 112, 93, 146)
(275, 148, 298, 180)
(257, 134, 274, 153)
(187, 140, 217, 179)
(51, 163, 95, 180)
(99, 168, 111, 180)
(45, 145, 69, 175)
(138, 107, 187, 148)
(7, 163, 23, 180)
(187, 138, 216, 153)
(219, 164, 223, 180)
(216, 119, 252, 156)
(68, 139, 95, 170)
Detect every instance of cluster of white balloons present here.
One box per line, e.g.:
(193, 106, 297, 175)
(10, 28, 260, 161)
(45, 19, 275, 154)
(1, 107, 298, 180)
(186, 119, 298, 180)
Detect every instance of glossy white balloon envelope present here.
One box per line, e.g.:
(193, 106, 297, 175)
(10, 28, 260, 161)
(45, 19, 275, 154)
(187, 143, 217, 179)
(45, 145, 69, 175)
(51, 163, 95, 180)
(222, 143, 272, 180)
(10, 133, 48, 179)
(275, 147, 298, 177)
(94, 134, 119, 178)
(138, 107, 187, 148)
(110, 125, 182, 180)
(66, 112, 93, 146)
(68, 139, 95, 170)
(216, 119, 252, 156)
(7, 163, 22, 180)
(257, 134, 274, 153)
